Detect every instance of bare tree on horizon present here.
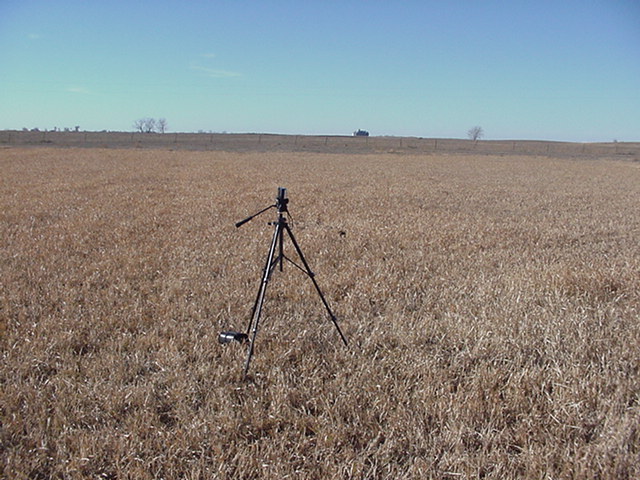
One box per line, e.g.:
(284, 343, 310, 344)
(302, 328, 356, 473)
(468, 126, 484, 142)
(157, 118, 168, 134)
(133, 118, 158, 133)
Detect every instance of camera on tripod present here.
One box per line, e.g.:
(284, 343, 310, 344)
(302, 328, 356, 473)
(220, 187, 348, 378)
(276, 187, 288, 212)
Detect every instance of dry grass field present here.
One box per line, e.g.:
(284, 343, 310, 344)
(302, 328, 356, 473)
(3, 130, 640, 159)
(1, 147, 639, 479)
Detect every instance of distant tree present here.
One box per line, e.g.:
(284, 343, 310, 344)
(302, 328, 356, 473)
(134, 118, 157, 133)
(143, 118, 156, 133)
(467, 126, 484, 141)
(157, 118, 168, 134)
(133, 118, 145, 133)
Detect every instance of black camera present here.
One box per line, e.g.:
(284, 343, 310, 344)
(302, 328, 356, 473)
(276, 187, 288, 212)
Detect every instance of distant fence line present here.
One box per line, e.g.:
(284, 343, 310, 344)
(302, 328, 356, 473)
(1, 130, 638, 159)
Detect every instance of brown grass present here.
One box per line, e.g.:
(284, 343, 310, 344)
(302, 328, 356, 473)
(3, 130, 640, 159)
(2, 148, 639, 479)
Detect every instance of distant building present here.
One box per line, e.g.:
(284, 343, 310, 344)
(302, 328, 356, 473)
(353, 129, 369, 137)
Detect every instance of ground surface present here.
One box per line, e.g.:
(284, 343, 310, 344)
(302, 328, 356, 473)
(2, 147, 639, 479)
(2, 130, 640, 159)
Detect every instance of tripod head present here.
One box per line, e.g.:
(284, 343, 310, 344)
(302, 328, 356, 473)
(235, 187, 289, 228)
(276, 187, 289, 213)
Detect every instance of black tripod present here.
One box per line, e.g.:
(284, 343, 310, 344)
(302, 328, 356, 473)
(222, 187, 348, 378)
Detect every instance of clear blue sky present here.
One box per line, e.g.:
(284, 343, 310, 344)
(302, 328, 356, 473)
(1, 1, 638, 141)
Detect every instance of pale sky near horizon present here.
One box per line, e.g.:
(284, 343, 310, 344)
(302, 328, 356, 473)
(1, 1, 639, 141)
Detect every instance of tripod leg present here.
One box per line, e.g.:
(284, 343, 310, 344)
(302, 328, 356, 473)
(244, 223, 281, 378)
(278, 215, 285, 272)
(245, 226, 279, 335)
(283, 224, 348, 346)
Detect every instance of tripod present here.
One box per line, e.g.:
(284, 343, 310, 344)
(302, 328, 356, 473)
(228, 187, 348, 378)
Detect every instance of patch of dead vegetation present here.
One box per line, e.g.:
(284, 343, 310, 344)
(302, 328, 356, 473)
(2, 148, 639, 479)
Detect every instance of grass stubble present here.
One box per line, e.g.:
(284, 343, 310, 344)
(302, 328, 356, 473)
(1, 148, 639, 479)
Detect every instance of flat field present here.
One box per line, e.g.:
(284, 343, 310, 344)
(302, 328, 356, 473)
(1, 148, 639, 479)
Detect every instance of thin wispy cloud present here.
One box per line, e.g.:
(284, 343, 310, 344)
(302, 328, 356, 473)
(27, 33, 41, 40)
(66, 86, 91, 94)
(190, 65, 242, 78)
(201, 53, 217, 59)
